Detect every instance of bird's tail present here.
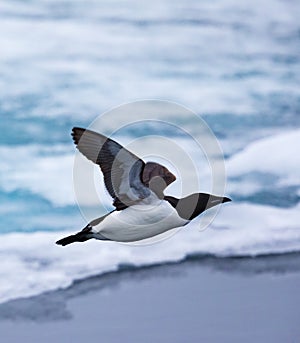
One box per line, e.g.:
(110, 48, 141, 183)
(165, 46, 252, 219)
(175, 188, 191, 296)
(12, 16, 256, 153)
(56, 226, 92, 246)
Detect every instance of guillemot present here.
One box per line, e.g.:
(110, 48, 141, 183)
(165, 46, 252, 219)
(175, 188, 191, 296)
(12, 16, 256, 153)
(56, 127, 231, 245)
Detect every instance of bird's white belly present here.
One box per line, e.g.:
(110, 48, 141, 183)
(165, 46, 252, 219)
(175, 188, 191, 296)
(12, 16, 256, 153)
(92, 200, 188, 242)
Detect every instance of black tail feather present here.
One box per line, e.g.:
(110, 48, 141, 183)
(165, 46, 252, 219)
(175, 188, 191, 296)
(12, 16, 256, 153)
(56, 232, 91, 246)
(56, 215, 110, 246)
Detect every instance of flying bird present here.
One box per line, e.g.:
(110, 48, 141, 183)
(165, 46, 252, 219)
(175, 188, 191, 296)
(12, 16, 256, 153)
(56, 127, 231, 246)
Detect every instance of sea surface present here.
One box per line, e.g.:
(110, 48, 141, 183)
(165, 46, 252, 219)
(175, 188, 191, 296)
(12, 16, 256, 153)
(0, 0, 300, 304)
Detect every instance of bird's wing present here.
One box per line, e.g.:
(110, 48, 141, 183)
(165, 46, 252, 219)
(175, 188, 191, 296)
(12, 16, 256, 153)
(72, 127, 176, 210)
(72, 127, 151, 210)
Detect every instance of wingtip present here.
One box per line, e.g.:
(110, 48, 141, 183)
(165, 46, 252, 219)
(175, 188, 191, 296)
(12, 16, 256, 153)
(72, 126, 84, 132)
(222, 196, 232, 203)
(55, 239, 65, 246)
(71, 127, 85, 136)
(71, 127, 86, 145)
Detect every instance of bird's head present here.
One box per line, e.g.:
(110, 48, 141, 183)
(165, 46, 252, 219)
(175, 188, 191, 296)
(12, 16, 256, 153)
(173, 193, 232, 220)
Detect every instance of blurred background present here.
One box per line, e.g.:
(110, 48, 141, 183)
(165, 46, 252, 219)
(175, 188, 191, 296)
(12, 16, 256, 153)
(0, 0, 299, 309)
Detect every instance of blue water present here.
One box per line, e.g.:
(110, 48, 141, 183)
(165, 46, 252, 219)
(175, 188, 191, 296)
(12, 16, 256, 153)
(0, 0, 299, 302)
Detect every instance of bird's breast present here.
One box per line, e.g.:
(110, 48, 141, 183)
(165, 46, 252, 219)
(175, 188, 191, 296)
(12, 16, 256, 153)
(92, 199, 188, 242)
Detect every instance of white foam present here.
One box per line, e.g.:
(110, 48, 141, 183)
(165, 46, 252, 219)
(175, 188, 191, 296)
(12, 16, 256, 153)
(0, 201, 299, 304)
(1, 0, 299, 118)
(226, 129, 300, 194)
(0, 145, 76, 206)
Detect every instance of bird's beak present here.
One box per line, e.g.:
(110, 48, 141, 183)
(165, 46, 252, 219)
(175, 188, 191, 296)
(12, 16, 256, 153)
(222, 197, 232, 203)
(208, 195, 231, 208)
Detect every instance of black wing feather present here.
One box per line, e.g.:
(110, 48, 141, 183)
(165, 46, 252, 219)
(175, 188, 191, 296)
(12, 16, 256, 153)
(72, 127, 151, 210)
